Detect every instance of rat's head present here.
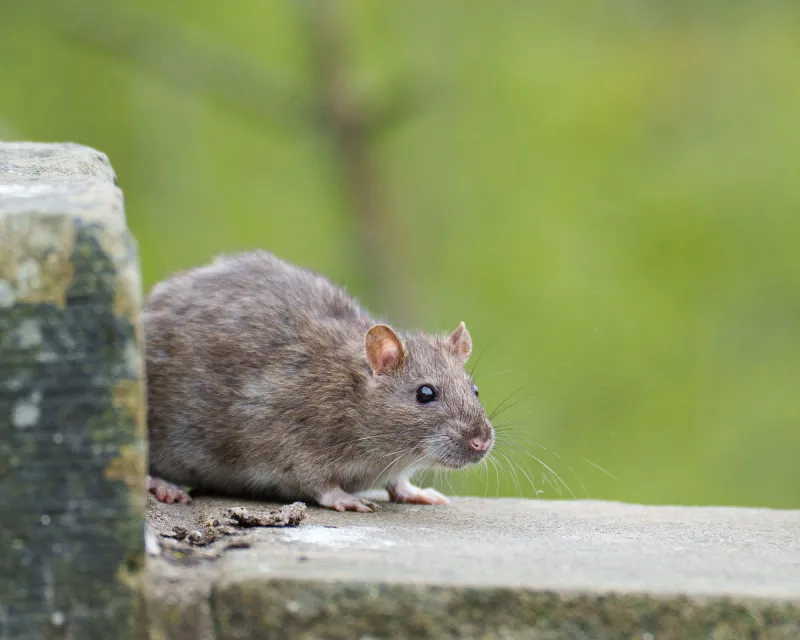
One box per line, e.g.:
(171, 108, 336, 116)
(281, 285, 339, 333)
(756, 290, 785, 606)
(363, 322, 494, 470)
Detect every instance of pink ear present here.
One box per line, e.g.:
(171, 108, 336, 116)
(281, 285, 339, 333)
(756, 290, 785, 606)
(447, 321, 472, 360)
(365, 325, 405, 375)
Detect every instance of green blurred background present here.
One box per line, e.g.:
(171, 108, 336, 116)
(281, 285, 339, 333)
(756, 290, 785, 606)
(3, 1, 799, 508)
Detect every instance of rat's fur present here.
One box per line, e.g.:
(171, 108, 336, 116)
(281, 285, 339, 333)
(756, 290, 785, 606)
(144, 251, 494, 511)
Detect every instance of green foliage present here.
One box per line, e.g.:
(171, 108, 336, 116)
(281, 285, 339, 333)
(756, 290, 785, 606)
(4, 0, 799, 507)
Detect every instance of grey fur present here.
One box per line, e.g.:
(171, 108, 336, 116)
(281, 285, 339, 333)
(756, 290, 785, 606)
(145, 251, 494, 509)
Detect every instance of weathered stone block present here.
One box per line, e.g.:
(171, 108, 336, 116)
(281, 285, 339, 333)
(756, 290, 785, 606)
(148, 495, 800, 639)
(0, 143, 146, 639)
(210, 579, 800, 640)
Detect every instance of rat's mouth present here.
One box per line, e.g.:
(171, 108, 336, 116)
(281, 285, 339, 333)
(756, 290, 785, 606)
(432, 456, 472, 470)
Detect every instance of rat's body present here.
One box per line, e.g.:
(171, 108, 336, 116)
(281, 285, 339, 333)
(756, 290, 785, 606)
(145, 251, 494, 511)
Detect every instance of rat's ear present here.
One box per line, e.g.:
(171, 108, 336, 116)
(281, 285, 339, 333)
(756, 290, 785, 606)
(365, 324, 405, 375)
(447, 321, 472, 361)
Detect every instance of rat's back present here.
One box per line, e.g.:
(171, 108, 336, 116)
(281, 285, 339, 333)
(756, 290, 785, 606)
(144, 251, 373, 496)
(145, 251, 367, 328)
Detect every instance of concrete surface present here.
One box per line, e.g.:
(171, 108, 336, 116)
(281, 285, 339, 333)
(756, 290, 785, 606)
(147, 494, 800, 639)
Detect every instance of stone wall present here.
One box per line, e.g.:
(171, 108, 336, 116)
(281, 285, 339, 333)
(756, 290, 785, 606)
(0, 143, 147, 640)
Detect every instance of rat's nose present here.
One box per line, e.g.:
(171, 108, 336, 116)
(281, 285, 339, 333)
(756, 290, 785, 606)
(469, 437, 490, 452)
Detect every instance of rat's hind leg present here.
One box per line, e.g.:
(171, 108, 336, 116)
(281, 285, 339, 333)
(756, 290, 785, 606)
(147, 475, 192, 504)
(316, 487, 378, 513)
(387, 477, 449, 505)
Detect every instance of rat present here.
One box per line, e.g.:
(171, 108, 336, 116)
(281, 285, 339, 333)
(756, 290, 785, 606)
(144, 250, 494, 512)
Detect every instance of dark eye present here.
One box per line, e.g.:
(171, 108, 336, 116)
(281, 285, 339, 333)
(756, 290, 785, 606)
(416, 385, 437, 403)
(472, 384, 479, 397)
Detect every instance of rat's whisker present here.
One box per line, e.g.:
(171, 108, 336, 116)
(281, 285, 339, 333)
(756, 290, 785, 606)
(434, 467, 444, 493)
(437, 454, 458, 495)
(488, 381, 536, 420)
(590, 427, 621, 438)
(489, 391, 540, 422)
(396, 453, 432, 481)
(488, 393, 525, 421)
(568, 463, 590, 499)
(500, 441, 576, 499)
(495, 434, 561, 459)
(483, 453, 498, 497)
(481, 368, 523, 380)
(368, 449, 416, 489)
(469, 338, 492, 377)
(493, 418, 531, 427)
(495, 448, 540, 499)
(481, 457, 490, 491)
(492, 429, 532, 438)
(582, 457, 620, 483)
(541, 471, 562, 497)
(492, 449, 508, 496)
(447, 470, 457, 496)
(489, 453, 501, 497)
(511, 455, 541, 499)
(491, 421, 532, 433)
(480, 458, 490, 498)
(493, 449, 522, 498)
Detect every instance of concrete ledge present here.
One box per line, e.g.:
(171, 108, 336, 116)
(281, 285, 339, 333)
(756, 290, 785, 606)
(147, 495, 800, 639)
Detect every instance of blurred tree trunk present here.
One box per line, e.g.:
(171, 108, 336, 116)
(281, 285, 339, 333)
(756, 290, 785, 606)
(35, 0, 415, 323)
(303, 0, 412, 323)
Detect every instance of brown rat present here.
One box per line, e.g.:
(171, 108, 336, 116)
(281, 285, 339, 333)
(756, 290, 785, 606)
(144, 250, 494, 512)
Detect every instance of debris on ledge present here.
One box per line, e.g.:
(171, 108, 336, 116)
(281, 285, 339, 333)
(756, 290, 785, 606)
(228, 503, 306, 527)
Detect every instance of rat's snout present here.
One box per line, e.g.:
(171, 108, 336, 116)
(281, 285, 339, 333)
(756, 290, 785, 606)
(432, 415, 495, 469)
(469, 436, 491, 453)
(464, 424, 494, 463)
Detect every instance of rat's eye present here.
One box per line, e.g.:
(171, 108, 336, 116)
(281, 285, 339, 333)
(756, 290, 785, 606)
(416, 385, 437, 403)
(472, 384, 479, 397)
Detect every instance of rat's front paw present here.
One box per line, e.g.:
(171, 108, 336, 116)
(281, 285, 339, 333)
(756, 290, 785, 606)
(387, 479, 449, 505)
(147, 475, 192, 504)
(316, 487, 378, 513)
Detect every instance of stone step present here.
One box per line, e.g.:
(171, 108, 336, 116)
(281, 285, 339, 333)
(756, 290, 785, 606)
(147, 494, 800, 639)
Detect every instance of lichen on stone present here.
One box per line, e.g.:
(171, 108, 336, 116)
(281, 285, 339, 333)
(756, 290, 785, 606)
(0, 215, 77, 307)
